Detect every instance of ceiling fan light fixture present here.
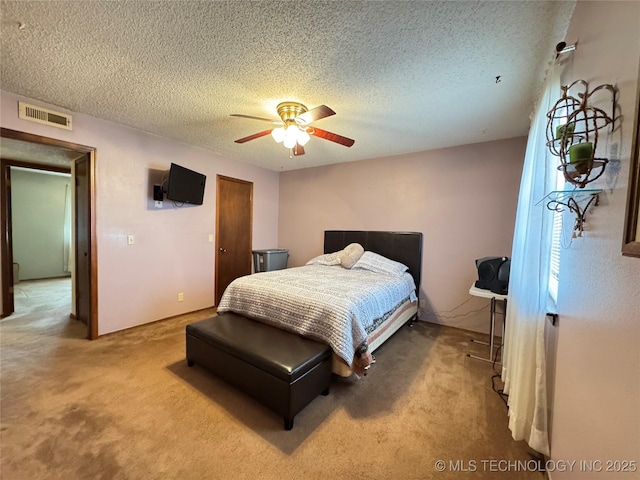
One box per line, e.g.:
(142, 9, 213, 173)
(297, 129, 310, 146)
(283, 136, 297, 149)
(272, 121, 310, 148)
(271, 127, 285, 143)
(283, 124, 299, 148)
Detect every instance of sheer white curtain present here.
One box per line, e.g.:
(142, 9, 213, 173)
(502, 62, 560, 456)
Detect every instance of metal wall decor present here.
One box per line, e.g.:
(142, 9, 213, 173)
(537, 189, 602, 237)
(546, 80, 617, 188)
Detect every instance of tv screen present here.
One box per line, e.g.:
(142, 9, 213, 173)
(166, 163, 206, 205)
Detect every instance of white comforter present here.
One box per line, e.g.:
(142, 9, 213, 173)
(217, 264, 416, 373)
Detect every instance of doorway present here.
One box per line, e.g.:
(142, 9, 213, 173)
(214, 175, 253, 305)
(0, 128, 98, 339)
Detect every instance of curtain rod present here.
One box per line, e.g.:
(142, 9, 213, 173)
(556, 41, 576, 56)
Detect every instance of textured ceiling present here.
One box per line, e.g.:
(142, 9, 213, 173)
(0, 1, 574, 171)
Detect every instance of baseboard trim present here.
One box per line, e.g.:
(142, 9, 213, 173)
(96, 306, 217, 339)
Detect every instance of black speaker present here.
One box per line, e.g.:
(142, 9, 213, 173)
(475, 256, 510, 294)
(153, 184, 164, 202)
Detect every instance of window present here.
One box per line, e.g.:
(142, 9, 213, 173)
(549, 202, 562, 303)
(548, 110, 568, 305)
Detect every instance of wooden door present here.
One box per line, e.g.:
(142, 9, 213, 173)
(75, 156, 91, 328)
(215, 175, 253, 305)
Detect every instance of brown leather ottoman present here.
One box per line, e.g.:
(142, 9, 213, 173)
(186, 312, 332, 430)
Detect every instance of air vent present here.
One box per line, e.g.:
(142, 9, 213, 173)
(18, 102, 72, 130)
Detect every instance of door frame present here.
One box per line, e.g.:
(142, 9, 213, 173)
(0, 128, 98, 339)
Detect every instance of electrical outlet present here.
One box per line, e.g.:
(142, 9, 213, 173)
(419, 299, 426, 308)
(178, 292, 184, 302)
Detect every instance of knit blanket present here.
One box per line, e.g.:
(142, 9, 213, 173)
(217, 264, 416, 377)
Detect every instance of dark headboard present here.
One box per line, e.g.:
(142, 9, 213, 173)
(324, 230, 423, 293)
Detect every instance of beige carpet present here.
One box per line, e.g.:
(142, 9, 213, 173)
(1, 278, 546, 480)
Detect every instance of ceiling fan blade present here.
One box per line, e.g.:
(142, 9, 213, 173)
(234, 130, 272, 144)
(309, 127, 355, 147)
(292, 143, 305, 156)
(230, 114, 282, 125)
(295, 105, 336, 125)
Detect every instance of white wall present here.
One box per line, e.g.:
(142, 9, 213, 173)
(11, 168, 71, 280)
(1, 90, 280, 334)
(279, 137, 526, 334)
(548, 2, 640, 478)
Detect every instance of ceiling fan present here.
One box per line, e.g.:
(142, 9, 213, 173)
(231, 102, 355, 156)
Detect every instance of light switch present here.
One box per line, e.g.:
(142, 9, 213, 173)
(127, 234, 135, 245)
(208, 234, 214, 243)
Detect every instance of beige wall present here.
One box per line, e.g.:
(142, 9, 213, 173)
(11, 168, 71, 281)
(1, 90, 280, 334)
(547, 2, 640, 478)
(279, 136, 526, 334)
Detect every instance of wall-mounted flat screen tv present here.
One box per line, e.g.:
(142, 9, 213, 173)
(166, 163, 206, 205)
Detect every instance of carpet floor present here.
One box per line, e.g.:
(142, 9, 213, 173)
(1, 278, 546, 479)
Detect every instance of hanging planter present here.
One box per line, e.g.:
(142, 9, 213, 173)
(545, 80, 616, 188)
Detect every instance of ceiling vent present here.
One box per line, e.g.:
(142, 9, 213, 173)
(18, 101, 72, 130)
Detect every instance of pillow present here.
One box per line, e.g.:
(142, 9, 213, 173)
(337, 243, 365, 269)
(306, 251, 341, 266)
(352, 251, 408, 276)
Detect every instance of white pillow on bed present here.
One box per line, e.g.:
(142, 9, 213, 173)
(337, 243, 365, 269)
(306, 251, 341, 266)
(305, 243, 365, 268)
(352, 251, 408, 276)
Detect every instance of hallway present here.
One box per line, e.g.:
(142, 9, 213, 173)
(5, 277, 83, 338)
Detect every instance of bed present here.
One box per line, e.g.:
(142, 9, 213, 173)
(217, 230, 423, 377)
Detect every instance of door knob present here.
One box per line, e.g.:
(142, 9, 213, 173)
(219, 247, 227, 253)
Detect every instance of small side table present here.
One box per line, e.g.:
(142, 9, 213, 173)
(467, 284, 508, 364)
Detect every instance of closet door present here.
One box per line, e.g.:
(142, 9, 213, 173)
(214, 175, 253, 305)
